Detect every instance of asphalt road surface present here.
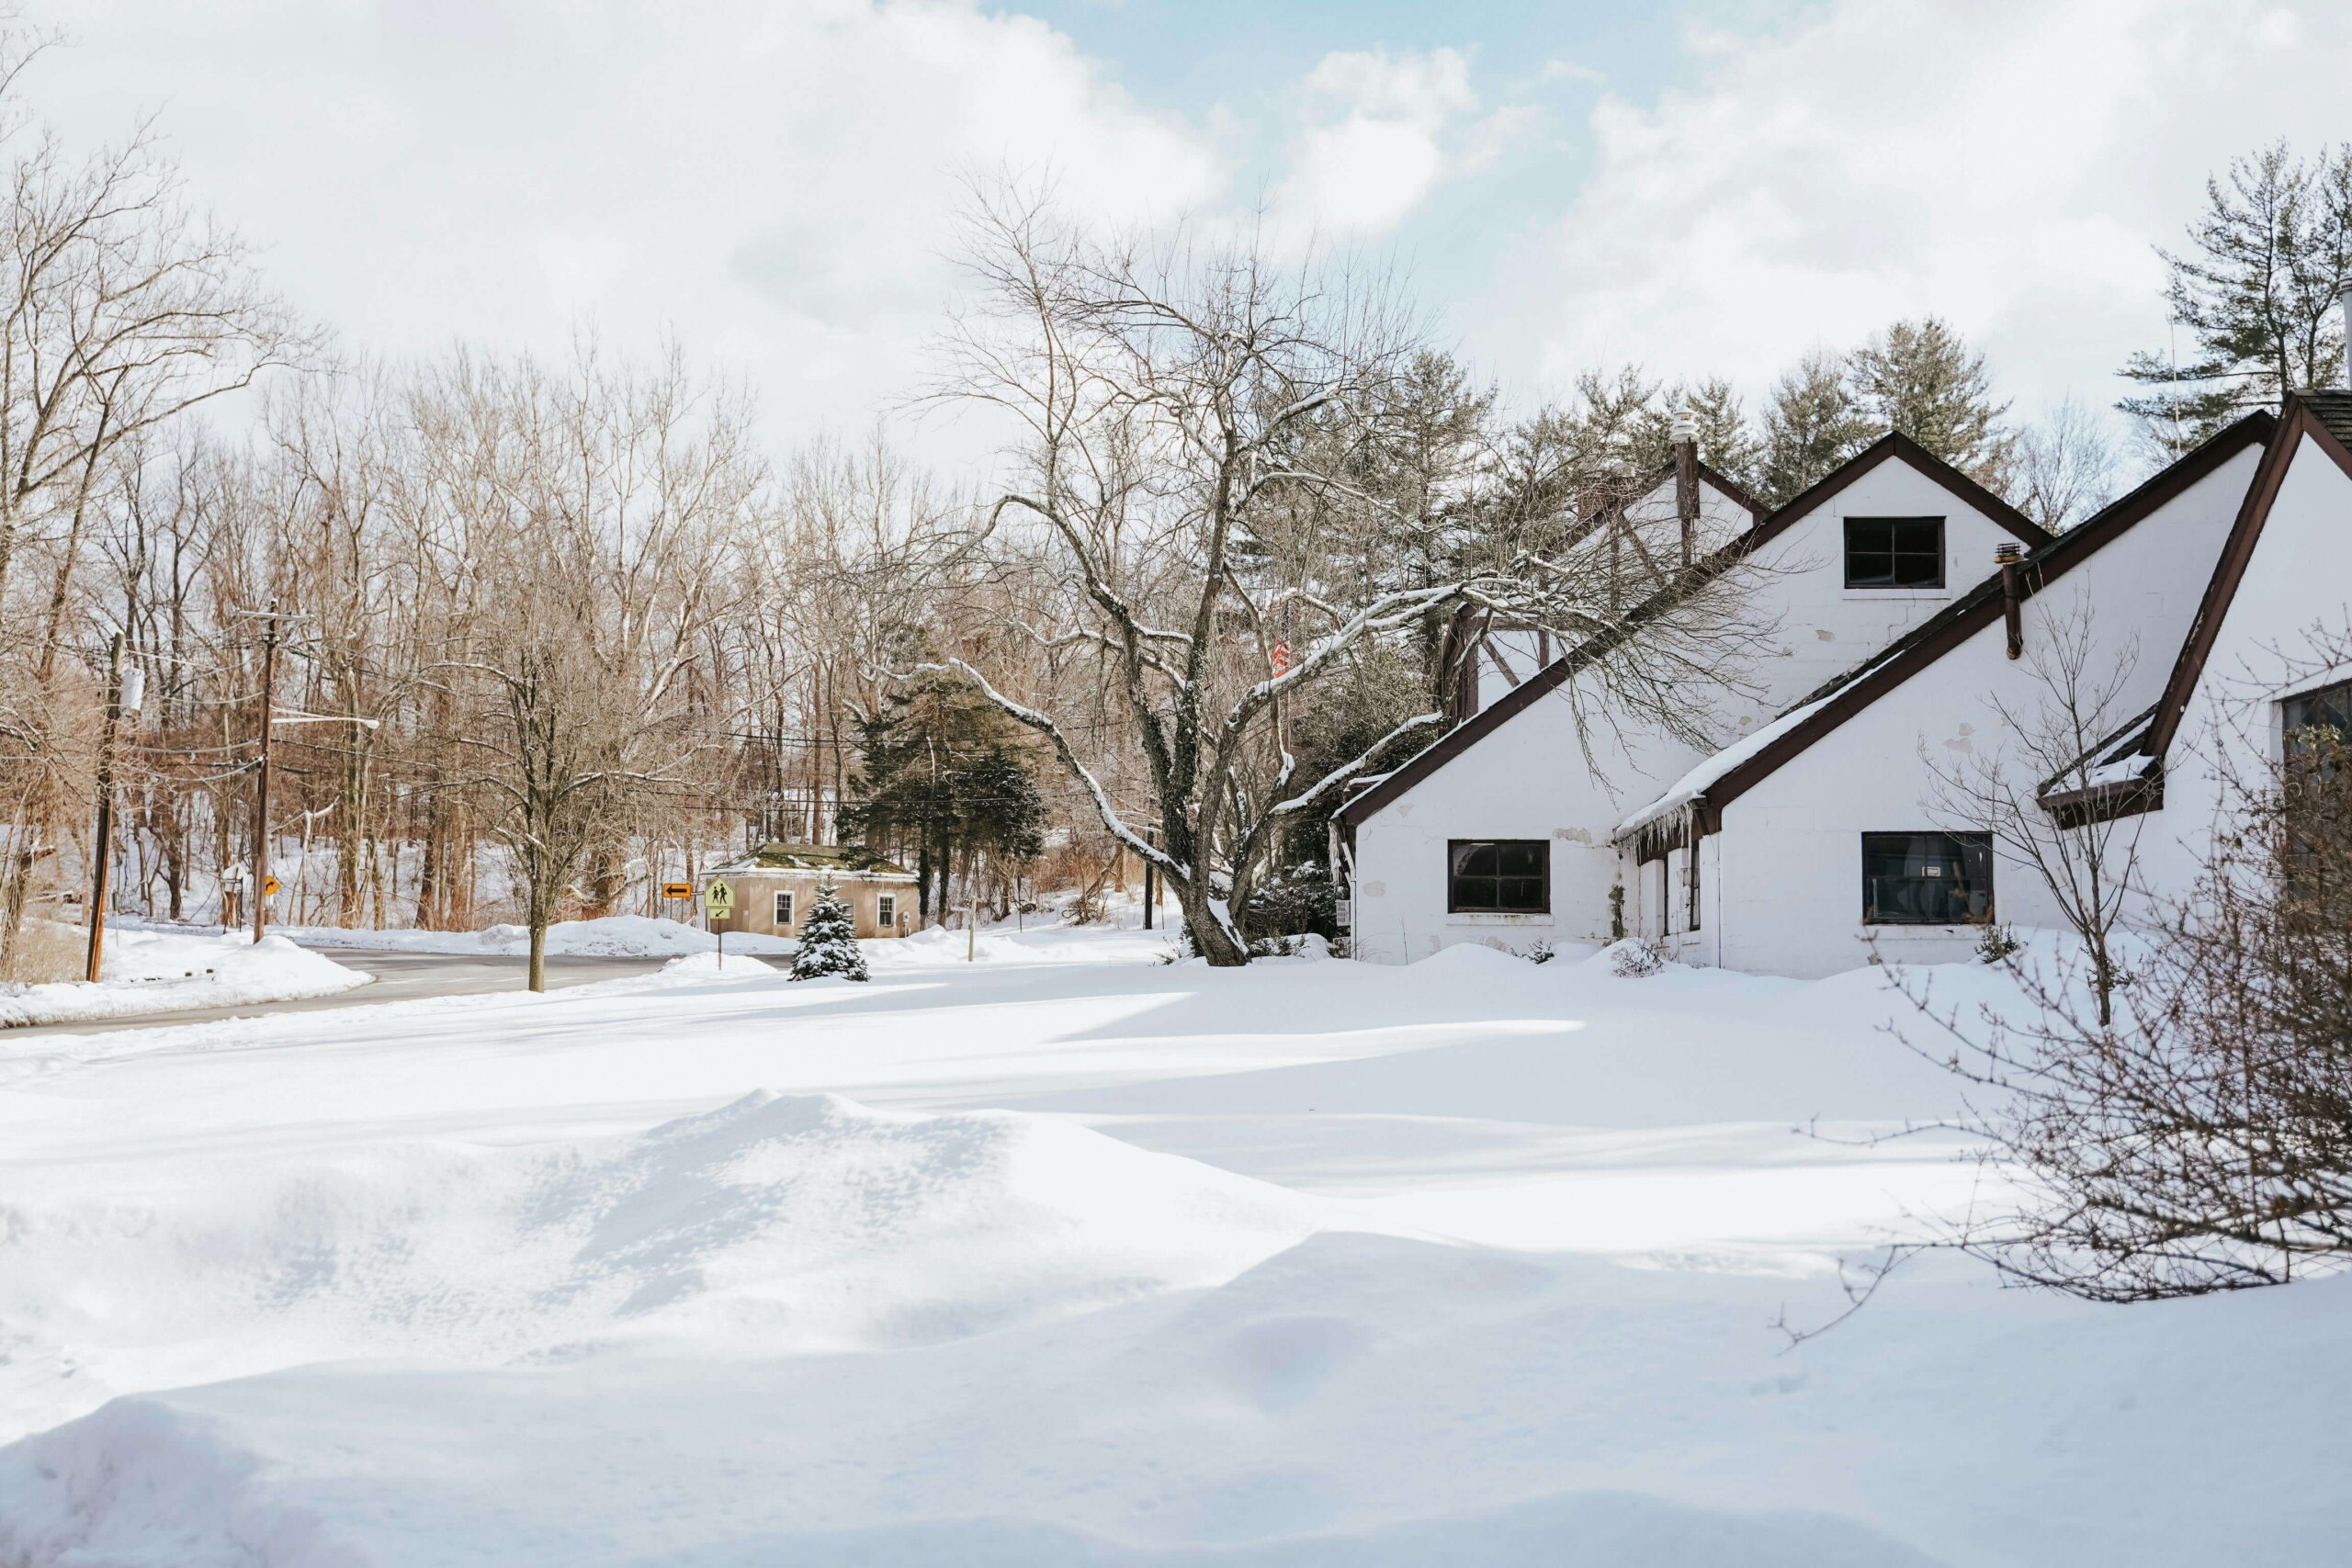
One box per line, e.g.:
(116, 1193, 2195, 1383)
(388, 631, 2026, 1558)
(8, 949, 670, 1036)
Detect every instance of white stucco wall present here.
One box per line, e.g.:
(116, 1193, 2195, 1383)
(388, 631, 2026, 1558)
(1347, 451, 2035, 964)
(2130, 431, 2352, 905)
(1685, 441, 2260, 979)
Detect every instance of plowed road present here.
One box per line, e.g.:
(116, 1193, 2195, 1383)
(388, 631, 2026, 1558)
(9, 950, 671, 1035)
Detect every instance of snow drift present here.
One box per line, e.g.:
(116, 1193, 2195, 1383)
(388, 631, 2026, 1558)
(0, 928, 367, 1029)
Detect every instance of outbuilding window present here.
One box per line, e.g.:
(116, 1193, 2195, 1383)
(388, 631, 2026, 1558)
(2283, 678, 2352, 768)
(1845, 517, 1946, 589)
(876, 893, 897, 928)
(774, 890, 795, 927)
(1448, 840, 1548, 914)
(1861, 831, 1993, 924)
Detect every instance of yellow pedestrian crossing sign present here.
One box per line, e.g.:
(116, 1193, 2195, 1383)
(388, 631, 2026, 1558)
(703, 878, 734, 920)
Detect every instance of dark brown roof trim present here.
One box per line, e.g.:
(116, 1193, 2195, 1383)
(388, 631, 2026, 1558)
(2042, 772, 2166, 829)
(1672, 410, 2277, 826)
(1746, 430, 2053, 556)
(2139, 395, 2352, 764)
(1337, 434, 2056, 830)
(1336, 540, 1755, 829)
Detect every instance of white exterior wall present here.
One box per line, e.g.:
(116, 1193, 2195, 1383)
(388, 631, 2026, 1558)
(1348, 455, 2031, 964)
(2132, 433, 2352, 904)
(1683, 443, 2260, 979)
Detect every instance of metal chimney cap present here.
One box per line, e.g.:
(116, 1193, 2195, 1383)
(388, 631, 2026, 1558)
(1994, 542, 2026, 564)
(1668, 409, 1699, 443)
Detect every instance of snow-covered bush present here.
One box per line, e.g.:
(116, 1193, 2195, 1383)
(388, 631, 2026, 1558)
(1239, 861, 1338, 942)
(789, 885, 868, 982)
(1608, 936, 1668, 978)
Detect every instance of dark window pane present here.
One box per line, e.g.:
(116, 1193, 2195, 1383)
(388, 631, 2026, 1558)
(1448, 840, 1548, 914)
(1847, 518, 1945, 589)
(1861, 830, 1994, 924)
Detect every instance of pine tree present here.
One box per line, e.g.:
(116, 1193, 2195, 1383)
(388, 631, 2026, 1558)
(1631, 378, 1765, 493)
(1846, 316, 2013, 486)
(2120, 141, 2352, 457)
(789, 884, 868, 981)
(1758, 349, 1873, 504)
(843, 673, 1040, 922)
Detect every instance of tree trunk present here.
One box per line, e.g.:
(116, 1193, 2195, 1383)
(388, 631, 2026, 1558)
(1179, 878, 1249, 966)
(528, 917, 548, 994)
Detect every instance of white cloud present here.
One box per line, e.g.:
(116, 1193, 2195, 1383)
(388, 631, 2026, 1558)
(1270, 47, 1521, 238)
(1468, 0, 2352, 423)
(20, 0, 1222, 458)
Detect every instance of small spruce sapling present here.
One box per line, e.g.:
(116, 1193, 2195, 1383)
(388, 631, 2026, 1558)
(789, 884, 869, 982)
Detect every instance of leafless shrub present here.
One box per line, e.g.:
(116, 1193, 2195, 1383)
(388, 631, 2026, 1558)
(1609, 936, 1668, 977)
(1896, 639, 2352, 1300)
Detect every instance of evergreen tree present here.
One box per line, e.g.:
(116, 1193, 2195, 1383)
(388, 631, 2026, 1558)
(789, 884, 868, 981)
(1846, 316, 2013, 485)
(1758, 349, 1873, 504)
(1630, 377, 1765, 493)
(958, 746, 1045, 866)
(2120, 141, 2352, 457)
(842, 675, 1046, 921)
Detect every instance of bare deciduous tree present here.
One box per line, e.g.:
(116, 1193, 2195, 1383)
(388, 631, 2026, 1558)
(1926, 598, 2146, 1025)
(924, 186, 1775, 964)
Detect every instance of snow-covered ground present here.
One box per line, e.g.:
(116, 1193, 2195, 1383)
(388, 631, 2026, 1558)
(0, 927, 2342, 1564)
(0, 923, 368, 1029)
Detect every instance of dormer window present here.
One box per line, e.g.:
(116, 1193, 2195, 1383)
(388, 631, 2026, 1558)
(1845, 517, 1946, 589)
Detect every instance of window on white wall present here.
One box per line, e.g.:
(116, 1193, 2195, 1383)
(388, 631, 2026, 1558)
(1845, 517, 1946, 589)
(2283, 679, 2352, 766)
(1861, 831, 1993, 924)
(876, 893, 898, 927)
(774, 891, 795, 926)
(1447, 840, 1548, 913)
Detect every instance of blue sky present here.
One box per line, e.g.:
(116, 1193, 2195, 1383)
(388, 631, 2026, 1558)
(18, 1, 2349, 466)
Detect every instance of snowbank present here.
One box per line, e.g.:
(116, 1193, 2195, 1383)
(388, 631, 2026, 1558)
(0, 927, 366, 1029)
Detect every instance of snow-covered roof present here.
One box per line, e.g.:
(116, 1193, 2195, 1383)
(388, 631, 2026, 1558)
(704, 843, 917, 881)
(1613, 694, 1835, 843)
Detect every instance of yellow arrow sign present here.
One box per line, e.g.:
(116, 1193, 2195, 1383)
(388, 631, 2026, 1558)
(263, 874, 281, 897)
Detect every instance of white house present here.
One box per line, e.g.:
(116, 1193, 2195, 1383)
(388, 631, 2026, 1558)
(2060, 389, 2352, 906)
(1606, 412, 2274, 978)
(1335, 430, 2053, 963)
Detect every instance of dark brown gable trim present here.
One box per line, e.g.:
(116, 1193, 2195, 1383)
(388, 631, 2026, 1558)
(2041, 771, 2166, 829)
(1742, 431, 2052, 557)
(2138, 400, 2352, 763)
(1690, 411, 2276, 821)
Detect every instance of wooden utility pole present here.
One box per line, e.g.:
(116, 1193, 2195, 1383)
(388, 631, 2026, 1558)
(84, 632, 127, 983)
(251, 601, 280, 945)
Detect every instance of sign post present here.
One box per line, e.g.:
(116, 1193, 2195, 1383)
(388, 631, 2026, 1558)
(703, 877, 735, 970)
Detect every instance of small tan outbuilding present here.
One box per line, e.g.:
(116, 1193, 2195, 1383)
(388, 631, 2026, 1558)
(701, 844, 917, 942)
